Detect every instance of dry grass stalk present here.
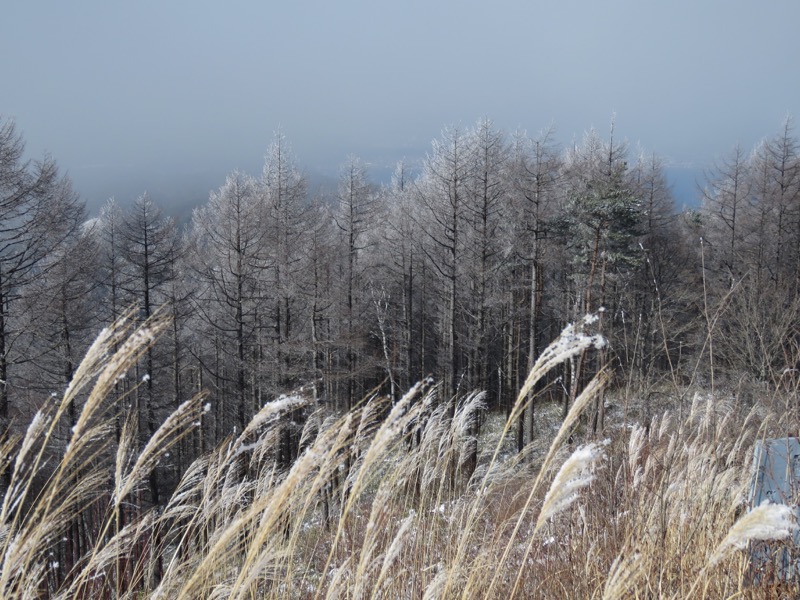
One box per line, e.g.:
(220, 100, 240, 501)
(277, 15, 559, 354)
(5, 310, 800, 598)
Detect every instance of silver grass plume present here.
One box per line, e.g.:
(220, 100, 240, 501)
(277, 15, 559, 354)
(535, 440, 607, 532)
(602, 552, 642, 600)
(711, 502, 796, 565)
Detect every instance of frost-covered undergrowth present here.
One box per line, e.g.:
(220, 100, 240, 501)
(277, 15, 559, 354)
(0, 316, 797, 599)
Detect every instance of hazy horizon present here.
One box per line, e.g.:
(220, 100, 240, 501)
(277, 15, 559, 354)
(4, 0, 799, 214)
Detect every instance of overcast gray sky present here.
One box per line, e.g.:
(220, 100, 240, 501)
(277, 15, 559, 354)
(3, 0, 800, 208)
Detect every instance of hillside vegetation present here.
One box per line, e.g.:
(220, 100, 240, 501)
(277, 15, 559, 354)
(3, 114, 800, 597)
(1, 313, 797, 599)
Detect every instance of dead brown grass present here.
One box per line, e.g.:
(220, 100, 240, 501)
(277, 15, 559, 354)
(1, 317, 798, 598)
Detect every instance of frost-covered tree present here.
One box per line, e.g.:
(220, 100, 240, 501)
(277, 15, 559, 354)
(700, 145, 752, 288)
(380, 160, 427, 393)
(332, 155, 379, 409)
(461, 119, 509, 396)
(297, 199, 338, 403)
(624, 151, 692, 383)
(415, 127, 473, 401)
(750, 119, 800, 287)
(557, 124, 642, 425)
(189, 171, 266, 435)
(560, 126, 642, 317)
(261, 133, 309, 392)
(19, 223, 99, 417)
(506, 127, 561, 447)
(703, 121, 800, 383)
(0, 117, 85, 430)
(120, 192, 182, 504)
(95, 198, 129, 326)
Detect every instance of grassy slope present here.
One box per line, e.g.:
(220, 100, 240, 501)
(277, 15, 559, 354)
(1, 316, 798, 599)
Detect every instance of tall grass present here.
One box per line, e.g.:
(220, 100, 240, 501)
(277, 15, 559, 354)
(0, 316, 797, 598)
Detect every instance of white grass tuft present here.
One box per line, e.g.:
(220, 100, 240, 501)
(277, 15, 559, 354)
(535, 440, 608, 532)
(711, 502, 796, 564)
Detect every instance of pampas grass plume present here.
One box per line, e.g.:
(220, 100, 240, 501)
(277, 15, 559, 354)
(711, 502, 796, 565)
(535, 440, 607, 533)
(602, 553, 642, 600)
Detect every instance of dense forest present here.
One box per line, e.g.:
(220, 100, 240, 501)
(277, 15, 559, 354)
(2, 114, 800, 596)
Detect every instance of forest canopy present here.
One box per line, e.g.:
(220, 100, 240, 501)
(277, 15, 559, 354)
(1, 114, 800, 596)
(3, 115, 800, 450)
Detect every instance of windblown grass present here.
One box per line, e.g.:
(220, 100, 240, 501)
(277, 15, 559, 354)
(0, 316, 797, 598)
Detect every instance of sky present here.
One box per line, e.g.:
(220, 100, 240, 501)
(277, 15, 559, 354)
(3, 0, 800, 212)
